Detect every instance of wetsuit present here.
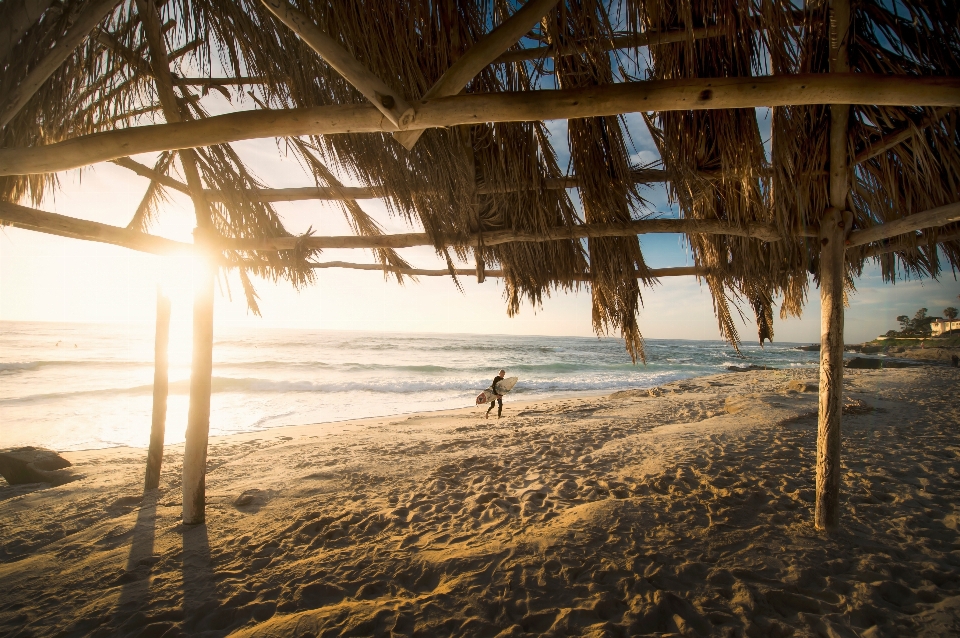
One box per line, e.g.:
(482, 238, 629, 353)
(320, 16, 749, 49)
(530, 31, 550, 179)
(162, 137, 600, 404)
(486, 374, 504, 418)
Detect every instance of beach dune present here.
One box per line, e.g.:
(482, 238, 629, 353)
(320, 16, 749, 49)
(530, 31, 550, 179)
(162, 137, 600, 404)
(1, 367, 958, 637)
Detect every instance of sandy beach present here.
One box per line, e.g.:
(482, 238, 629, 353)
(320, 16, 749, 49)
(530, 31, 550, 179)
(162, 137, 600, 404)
(2, 366, 959, 637)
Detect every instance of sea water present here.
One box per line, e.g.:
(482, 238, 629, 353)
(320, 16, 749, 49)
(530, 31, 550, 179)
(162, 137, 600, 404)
(0, 321, 820, 451)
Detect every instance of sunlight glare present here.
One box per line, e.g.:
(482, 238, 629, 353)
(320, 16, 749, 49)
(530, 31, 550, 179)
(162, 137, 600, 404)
(158, 252, 213, 369)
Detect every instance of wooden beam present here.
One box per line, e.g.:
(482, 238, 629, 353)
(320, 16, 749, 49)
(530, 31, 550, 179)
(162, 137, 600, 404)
(0, 0, 122, 128)
(168, 38, 202, 60)
(0, 199, 192, 254)
(94, 30, 157, 79)
(259, 0, 413, 128)
(860, 229, 960, 259)
(497, 24, 723, 65)
(109, 156, 670, 202)
(309, 260, 702, 279)
(854, 108, 953, 165)
(203, 168, 670, 201)
(494, 11, 811, 65)
(0, 0, 56, 65)
(847, 201, 960, 248)
(8, 194, 957, 260)
(172, 76, 265, 86)
(111, 156, 190, 194)
(3, 74, 959, 176)
(223, 218, 781, 252)
(394, 0, 559, 149)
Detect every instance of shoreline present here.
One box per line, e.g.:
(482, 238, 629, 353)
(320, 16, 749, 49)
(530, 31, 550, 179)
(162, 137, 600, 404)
(13, 363, 823, 455)
(2, 366, 959, 637)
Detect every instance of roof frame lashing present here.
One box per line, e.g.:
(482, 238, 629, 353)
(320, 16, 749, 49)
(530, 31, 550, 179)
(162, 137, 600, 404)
(259, 0, 414, 128)
(393, 0, 560, 149)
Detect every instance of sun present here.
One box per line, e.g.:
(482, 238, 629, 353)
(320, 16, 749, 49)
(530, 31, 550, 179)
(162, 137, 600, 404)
(157, 252, 215, 369)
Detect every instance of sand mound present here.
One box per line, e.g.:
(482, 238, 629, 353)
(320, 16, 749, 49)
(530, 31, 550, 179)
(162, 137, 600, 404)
(1, 368, 958, 637)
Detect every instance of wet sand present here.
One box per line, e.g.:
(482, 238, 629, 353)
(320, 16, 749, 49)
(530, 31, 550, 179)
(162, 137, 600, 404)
(1, 367, 959, 637)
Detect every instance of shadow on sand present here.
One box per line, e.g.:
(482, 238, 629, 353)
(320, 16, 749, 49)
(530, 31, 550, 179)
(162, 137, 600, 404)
(113, 491, 159, 632)
(181, 522, 225, 633)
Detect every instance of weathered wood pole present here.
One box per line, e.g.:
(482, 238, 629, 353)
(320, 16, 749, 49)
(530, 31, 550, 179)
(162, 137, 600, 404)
(182, 251, 215, 524)
(144, 286, 171, 491)
(134, 0, 216, 524)
(815, 0, 853, 531)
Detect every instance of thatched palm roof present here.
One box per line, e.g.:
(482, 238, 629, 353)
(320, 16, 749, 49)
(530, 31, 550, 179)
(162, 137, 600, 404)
(1, 0, 958, 361)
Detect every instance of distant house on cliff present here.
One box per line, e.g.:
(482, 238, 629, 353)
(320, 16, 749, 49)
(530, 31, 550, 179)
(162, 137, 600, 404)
(930, 318, 960, 337)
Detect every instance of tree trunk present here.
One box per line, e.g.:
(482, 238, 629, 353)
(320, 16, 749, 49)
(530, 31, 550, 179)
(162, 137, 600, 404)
(144, 287, 170, 492)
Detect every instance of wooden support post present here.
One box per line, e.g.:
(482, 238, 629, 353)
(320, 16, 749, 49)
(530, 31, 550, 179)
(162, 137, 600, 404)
(144, 286, 171, 492)
(182, 251, 214, 524)
(134, 0, 216, 524)
(816, 207, 850, 531)
(816, 0, 852, 532)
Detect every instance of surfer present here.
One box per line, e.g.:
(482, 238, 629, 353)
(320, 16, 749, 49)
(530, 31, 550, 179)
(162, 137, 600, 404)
(486, 369, 506, 419)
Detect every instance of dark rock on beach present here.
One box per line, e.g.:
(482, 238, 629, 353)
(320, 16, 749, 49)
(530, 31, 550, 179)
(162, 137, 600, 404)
(0, 447, 78, 486)
(726, 364, 778, 372)
(796, 344, 820, 351)
(844, 357, 923, 370)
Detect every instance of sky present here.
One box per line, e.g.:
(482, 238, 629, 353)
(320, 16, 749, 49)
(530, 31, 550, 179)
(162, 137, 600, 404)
(2, 78, 958, 346)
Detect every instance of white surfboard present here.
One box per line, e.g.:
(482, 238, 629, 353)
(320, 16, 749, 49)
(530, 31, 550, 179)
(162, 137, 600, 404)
(476, 376, 518, 405)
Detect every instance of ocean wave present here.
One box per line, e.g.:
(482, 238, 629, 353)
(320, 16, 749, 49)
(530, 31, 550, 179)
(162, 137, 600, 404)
(1, 370, 701, 404)
(0, 359, 152, 374)
(0, 361, 42, 373)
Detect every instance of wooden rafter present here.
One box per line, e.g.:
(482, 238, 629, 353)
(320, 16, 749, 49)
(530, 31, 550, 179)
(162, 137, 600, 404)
(168, 37, 201, 60)
(0, 199, 190, 254)
(259, 0, 414, 127)
(112, 155, 671, 201)
(3, 74, 959, 176)
(394, 0, 559, 149)
(3, 198, 957, 260)
(848, 201, 960, 248)
(172, 76, 265, 86)
(94, 30, 157, 79)
(493, 11, 810, 65)
(308, 261, 702, 279)
(860, 229, 960, 259)
(0, 0, 122, 128)
(111, 156, 189, 194)
(853, 108, 953, 165)
(0, 0, 56, 65)
(223, 218, 782, 252)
